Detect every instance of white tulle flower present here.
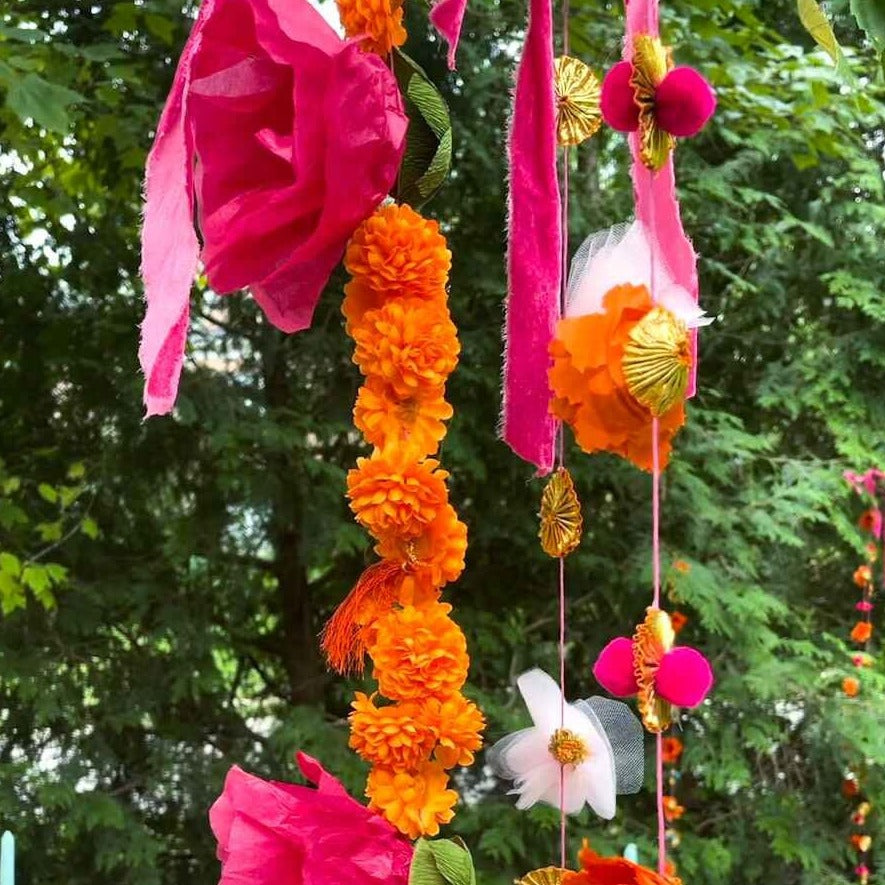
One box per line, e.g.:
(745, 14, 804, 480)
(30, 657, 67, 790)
(488, 669, 643, 819)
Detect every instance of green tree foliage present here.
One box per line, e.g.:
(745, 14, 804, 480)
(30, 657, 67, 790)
(0, 1, 883, 883)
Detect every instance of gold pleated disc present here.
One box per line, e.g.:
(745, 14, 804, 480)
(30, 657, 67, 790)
(539, 467, 583, 558)
(634, 607, 675, 733)
(517, 868, 569, 885)
(631, 35, 675, 171)
(554, 56, 602, 147)
(622, 307, 691, 417)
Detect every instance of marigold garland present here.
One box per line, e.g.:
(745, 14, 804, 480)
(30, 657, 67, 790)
(336, 0, 407, 56)
(323, 202, 484, 839)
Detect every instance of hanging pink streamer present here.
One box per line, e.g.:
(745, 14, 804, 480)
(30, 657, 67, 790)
(430, 0, 468, 70)
(624, 0, 701, 396)
(501, 0, 561, 475)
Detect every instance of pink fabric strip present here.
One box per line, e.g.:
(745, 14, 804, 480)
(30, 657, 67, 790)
(138, 1, 216, 417)
(429, 0, 469, 70)
(625, 0, 700, 397)
(501, 0, 561, 475)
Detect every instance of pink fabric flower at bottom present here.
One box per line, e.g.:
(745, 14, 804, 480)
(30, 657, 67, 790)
(210, 752, 413, 885)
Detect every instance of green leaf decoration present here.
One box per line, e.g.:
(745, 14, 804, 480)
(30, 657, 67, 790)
(409, 839, 477, 885)
(3, 71, 82, 133)
(850, 0, 885, 45)
(392, 49, 452, 209)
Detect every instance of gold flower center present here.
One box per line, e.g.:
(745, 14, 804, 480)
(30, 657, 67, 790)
(548, 728, 589, 766)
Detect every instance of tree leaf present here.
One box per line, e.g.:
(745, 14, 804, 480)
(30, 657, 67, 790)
(5, 71, 83, 133)
(850, 0, 885, 45)
(797, 0, 843, 64)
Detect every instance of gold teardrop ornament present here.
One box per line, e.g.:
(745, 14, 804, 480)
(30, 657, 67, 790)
(554, 56, 602, 147)
(622, 306, 691, 417)
(539, 467, 583, 558)
(517, 868, 569, 885)
(631, 34, 675, 171)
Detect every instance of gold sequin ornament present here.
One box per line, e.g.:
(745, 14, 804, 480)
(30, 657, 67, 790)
(633, 607, 676, 732)
(516, 868, 568, 885)
(622, 306, 690, 417)
(631, 35, 675, 171)
(554, 56, 602, 147)
(539, 467, 583, 558)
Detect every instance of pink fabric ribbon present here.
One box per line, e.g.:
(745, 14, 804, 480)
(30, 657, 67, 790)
(501, 0, 561, 475)
(624, 0, 701, 396)
(430, 0, 469, 70)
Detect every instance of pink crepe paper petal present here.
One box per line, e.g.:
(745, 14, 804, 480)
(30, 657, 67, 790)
(593, 637, 640, 697)
(430, 0, 468, 70)
(501, 0, 561, 474)
(655, 67, 716, 138)
(655, 646, 713, 708)
(209, 757, 413, 885)
(600, 61, 639, 132)
(624, 0, 702, 398)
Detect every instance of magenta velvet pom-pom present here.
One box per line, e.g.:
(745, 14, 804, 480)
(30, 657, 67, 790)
(656, 646, 714, 708)
(655, 66, 716, 138)
(593, 637, 640, 697)
(600, 61, 640, 132)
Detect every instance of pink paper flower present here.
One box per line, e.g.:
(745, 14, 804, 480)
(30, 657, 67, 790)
(593, 608, 713, 733)
(210, 752, 413, 885)
(856, 601, 874, 613)
(844, 468, 885, 497)
(139, 0, 407, 416)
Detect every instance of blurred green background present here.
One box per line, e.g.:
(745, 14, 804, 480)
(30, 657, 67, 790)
(1, 0, 884, 882)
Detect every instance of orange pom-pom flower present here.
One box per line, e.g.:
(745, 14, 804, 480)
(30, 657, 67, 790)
(851, 621, 873, 644)
(336, 0, 406, 56)
(842, 676, 861, 698)
(366, 761, 458, 838)
(349, 692, 437, 770)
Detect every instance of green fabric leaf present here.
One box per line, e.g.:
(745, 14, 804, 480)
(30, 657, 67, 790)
(409, 839, 477, 885)
(392, 49, 452, 209)
(850, 0, 885, 45)
(409, 840, 447, 885)
(4, 71, 82, 132)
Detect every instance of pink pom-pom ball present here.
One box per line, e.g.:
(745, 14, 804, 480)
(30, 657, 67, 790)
(655, 66, 716, 138)
(601, 61, 640, 132)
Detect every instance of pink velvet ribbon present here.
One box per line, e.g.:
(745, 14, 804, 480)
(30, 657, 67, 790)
(501, 0, 561, 475)
(430, 0, 469, 69)
(624, 0, 701, 396)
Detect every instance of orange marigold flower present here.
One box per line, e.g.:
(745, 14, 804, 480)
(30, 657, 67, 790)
(349, 692, 436, 770)
(336, 0, 406, 56)
(366, 761, 457, 839)
(663, 795, 685, 822)
(347, 453, 449, 542)
(854, 565, 872, 587)
(843, 676, 861, 698)
(420, 694, 486, 769)
(670, 611, 688, 634)
(549, 285, 686, 472)
(377, 503, 468, 588)
(851, 621, 873, 644)
(367, 601, 469, 700)
(354, 377, 453, 458)
(661, 736, 684, 765)
(345, 203, 451, 303)
(352, 299, 459, 398)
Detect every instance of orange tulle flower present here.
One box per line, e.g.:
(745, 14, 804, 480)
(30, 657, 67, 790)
(366, 761, 458, 839)
(663, 795, 685, 822)
(347, 453, 450, 542)
(352, 299, 460, 398)
(367, 602, 469, 701)
(349, 692, 437, 771)
(345, 203, 451, 304)
(549, 285, 685, 472)
(843, 677, 861, 698)
(422, 694, 486, 769)
(854, 565, 872, 587)
(336, 0, 406, 56)
(661, 736, 683, 764)
(354, 377, 453, 458)
(851, 621, 873, 644)
(377, 503, 468, 588)
(567, 840, 682, 885)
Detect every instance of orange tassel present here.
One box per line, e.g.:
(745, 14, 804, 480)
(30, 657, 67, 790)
(321, 560, 403, 675)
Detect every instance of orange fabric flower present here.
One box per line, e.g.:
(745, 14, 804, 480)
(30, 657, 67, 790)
(354, 377, 453, 458)
(349, 692, 436, 770)
(663, 795, 685, 822)
(421, 694, 486, 769)
(347, 453, 449, 542)
(567, 840, 682, 885)
(854, 565, 872, 587)
(377, 503, 468, 588)
(850, 834, 873, 853)
(367, 601, 469, 700)
(672, 559, 691, 574)
(366, 761, 457, 839)
(661, 736, 684, 765)
(842, 777, 860, 798)
(345, 203, 451, 304)
(549, 285, 685, 472)
(352, 299, 460, 398)
(843, 677, 861, 698)
(336, 0, 406, 55)
(670, 611, 688, 634)
(851, 621, 873, 644)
